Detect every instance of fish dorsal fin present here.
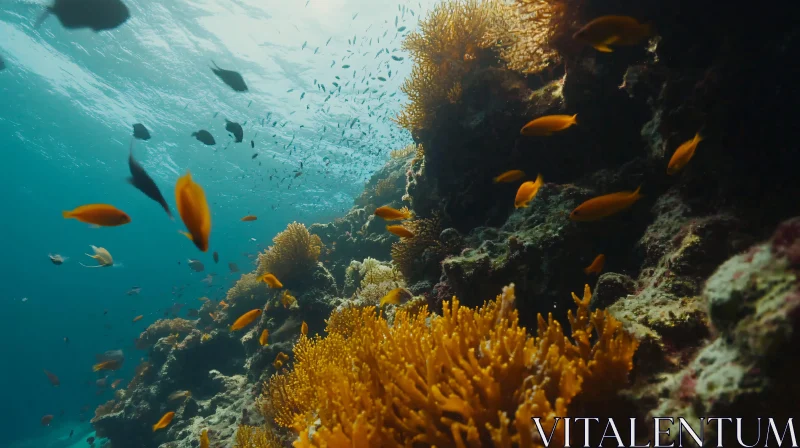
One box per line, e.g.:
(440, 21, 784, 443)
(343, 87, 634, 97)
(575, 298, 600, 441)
(593, 43, 613, 52)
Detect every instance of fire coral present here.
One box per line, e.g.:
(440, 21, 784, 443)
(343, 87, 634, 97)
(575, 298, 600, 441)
(262, 283, 638, 447)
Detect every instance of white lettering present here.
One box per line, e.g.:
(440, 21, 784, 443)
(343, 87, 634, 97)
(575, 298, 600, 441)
(575, 418, 600, 447)
(736, 418, 761, 447)
(532, 417, 560, 448)
(631, 417, 652, 448)
(678, 417, 704, 447)
(600, 419, 624, 447)
(655, 418, 675, 448)
(707, 417, 732, 447)
(766, 418, 797, 447)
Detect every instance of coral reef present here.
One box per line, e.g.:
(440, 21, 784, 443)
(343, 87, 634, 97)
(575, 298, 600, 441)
(135, 318, 197, 350)
(256, 222, 323, 287)
(261, 284, 637, 446)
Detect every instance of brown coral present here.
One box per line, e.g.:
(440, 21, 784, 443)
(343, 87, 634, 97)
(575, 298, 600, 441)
(256, 222, 323, 286)
(390, 216, 450, 281)
(135, 318, 196, 350)
(263, 284, 638, 447)
(227, 272, 270, 303)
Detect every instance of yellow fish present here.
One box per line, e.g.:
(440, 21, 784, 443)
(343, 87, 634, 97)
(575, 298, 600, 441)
(92, 360, 122, 372)
(573, 15, 652, 52)
(168, 390, 191, 401)
(259, 329, 269, 346)
(514, 174, 544, 208)
(300, 321, 308, 336)
(273, 352, 289, 369)
(374, 205, 412, 221)
(230, 309, 263, 332)
(570, 186, 643, 221)
(584, 254, 605, 275)
(667, 133, 703, 175)
(200, 429, 209, 448)
(258, 273, 283, 288)
(380, 287, 413, 307)
(175, 171, 211, 252)
(493, 170, 525, 183)
(520, 114, 577, 136)
(152, 411, 174, 432)
(132, 315, 143, 323)
(386, 225, 415, 238)
(62, 204, 131, 227)
(80, 245, 114, 268)
(240, 215, 257, 221)
(281, 290, 298, 309)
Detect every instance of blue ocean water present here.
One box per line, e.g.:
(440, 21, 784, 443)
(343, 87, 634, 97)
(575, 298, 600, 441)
(0, 0, 428, 445)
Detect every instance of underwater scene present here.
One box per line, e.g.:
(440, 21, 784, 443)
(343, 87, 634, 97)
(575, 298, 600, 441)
(1, 0, 798, 447)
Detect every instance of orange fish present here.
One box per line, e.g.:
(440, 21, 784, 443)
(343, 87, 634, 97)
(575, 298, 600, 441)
(374, 205, 413, 221)
(281, 290, 297, 308)
(493, 170, 525, 183)
(300, 321, 308, 336)
(570, 186, 643, 221)
(241, 215, 257, 222)
(380, 287, 413, 307)
(520, 114, 577, 136)
(230, 309, 263, 332)
(386, 225, 415, 238)
(273, 352, 289, 369)
(92, 360, 123, 372)
(667, 133, 703, 175)
(218, 300, 229, 309)
(200, 429, 210, 448)
(111, 379, 122, 389)
(175, 171, 211, 252)
(573, 15, 652, 52)
(132, 315, 143, 323)
(41, 415, 54, 426)
(259, 329, 269, 346)
(584, 254, 606, 275)
(258, 273, 283, 288)
(43, 369, 60, 387)
(152, 411, 175, 432)
(62, 204, 131, 227)
(514, 174, 544, 208)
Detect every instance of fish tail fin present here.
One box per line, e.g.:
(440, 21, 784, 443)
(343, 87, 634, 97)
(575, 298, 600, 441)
(34, 8, 51, 29)
(571, 114, 578, 125)
(583, 266, 592, 275)
(633, 185, 643, 198)
(80, 263, 101, 268)
(62, 210, 73, 219)
(695, 132, 704, 143)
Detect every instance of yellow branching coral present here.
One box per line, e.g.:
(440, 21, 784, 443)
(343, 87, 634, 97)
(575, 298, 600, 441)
(257, 222, 323, 285)
(497, 0, 579, 74)
(396, 0, 511, 133)
(389, 143, 417, 159)
(234, 424, 282, 448)
(263, 284, 637, 447)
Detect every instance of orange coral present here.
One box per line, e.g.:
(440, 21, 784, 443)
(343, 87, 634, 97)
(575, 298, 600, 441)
(256, 222, 323, 286)
(264, 284, 638, 447)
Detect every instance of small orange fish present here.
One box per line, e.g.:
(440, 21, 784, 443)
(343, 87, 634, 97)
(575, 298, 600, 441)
(514, 174, 544, 208)
(493, 170, 525, 183)
(584, 254, 606, 275)
(520, 114, 577, 136)
(273, 352, 289, 369)
(218, 300, 229, 309)
(152, 411, 175, 432)
(62, 204, 131, 227)
(43, 369, 60, 387)
(374, 205, 413, 221)
(281, 290, 297, 308)
(380, 287, 413, 307)
(41, 415, 54, 426)
(209, 312, 217, 320)
(300, 321, 308, 336)
(200, 429, 210, 448)
(570, 186, 643, 221)
(667, 133, 703, 175)
(111, 379, 122, 389)
(386, 225, 415, 238)
(241, 215, 257, 222)
(259, 329, 269, 346)
(132, 315, 143, 323)
(573, 15, 652, 53)
(93, 360, 122, 372)
(230, 309, 263, 332)
(258, 273, 283, 288)
(175, 171, 211, 252)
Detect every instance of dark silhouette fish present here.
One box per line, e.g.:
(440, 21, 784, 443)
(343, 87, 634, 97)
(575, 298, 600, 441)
(127, 142, 172, 218)
(132, 123, 150, 140)
(213, 251, 219, 263)
(192, 130, 215, 145)
(225, 120, 243, 143)
(0, 55, 5, 71)
(35, 0, 130, 32)
(210, 61, 248, 92)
